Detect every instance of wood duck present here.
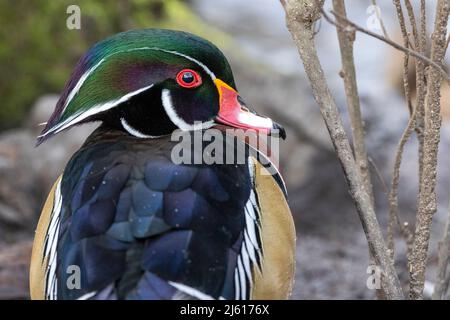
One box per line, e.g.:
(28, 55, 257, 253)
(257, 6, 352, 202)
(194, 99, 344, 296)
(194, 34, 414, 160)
(30, 29, 295, 300)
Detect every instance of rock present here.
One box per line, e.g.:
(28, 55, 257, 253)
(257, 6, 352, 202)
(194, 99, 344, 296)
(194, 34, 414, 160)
(25, 95, 59, 134)
(0, 98, 98, 241)
(0, 240, 32, 300)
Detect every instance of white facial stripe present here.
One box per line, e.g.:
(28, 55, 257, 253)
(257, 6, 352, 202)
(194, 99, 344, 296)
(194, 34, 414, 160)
(39, 84, 154, 138)
(161, 89, 214, 131)
(146, 47, 216, 80)
(62, 58, 105, 114)
(120, 117, 161, 139)
(45, 47, 216, 137)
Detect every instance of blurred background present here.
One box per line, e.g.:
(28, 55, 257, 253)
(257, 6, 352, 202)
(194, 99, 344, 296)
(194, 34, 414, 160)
(0, 0, 449, 299)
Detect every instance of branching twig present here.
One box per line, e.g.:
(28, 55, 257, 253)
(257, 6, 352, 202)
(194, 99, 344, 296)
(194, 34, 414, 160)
(432, 203, 450, 299)
(410, 0, 450, 300)
(387, 0, 414, 260)
(393, 0, 412, 113)
(320, 7, 450, 84)
(280, 0, 404, 299)
(333, 0, 374, 205)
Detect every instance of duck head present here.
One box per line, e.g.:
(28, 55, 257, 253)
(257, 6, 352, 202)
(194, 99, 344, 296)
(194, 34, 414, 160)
(37, 29, 285, 144)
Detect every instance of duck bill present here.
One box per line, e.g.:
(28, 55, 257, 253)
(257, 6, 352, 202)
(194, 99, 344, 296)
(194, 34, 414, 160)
(214, 79, 286, 139)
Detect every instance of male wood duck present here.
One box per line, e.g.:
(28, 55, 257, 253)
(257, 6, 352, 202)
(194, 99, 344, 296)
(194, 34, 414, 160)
(30, 29, 295, 300)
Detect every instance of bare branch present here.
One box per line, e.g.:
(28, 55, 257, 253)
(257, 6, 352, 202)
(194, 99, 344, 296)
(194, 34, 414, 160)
(280, 0, 404, 299)
(332, 0, 374, 205)
(320, 7, 450, 84)
(387, 0, 414, 259)
(393, 0, 412, 113)
(445, 34, 450, 54)
(410, 0, 450, 300)
(388, 111, 416, 258)
(404, 0, 419, 49)
(432, 203, 450, 299)
(415, 0, 427, 187)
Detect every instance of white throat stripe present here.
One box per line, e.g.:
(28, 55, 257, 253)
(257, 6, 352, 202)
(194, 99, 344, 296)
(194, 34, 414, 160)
(161, 89, 214, 131)
(120, 117, 161, 139)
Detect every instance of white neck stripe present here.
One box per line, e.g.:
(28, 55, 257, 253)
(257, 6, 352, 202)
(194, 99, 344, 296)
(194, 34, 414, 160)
(161, 89, 214, 131)
(120, 117, 161, 139)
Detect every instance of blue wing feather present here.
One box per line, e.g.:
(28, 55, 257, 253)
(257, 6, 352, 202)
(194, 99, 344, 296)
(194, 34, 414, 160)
(54, 129, 257, 300)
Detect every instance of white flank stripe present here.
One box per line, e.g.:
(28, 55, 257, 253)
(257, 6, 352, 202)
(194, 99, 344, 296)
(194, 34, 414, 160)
(45, 179, 62, 299)
(244, 213, 260, 251)
(249, 191, 258, 214)
(169, 282, 215, 300)
(241, 247, 252, 285)
(237, 257, 246, 299)
(161, 89, 214, 131)
(232, 157, 264, 299)
(245, 201, 257, 221)
(243, 232, 257, 265)
(234, 271, 240, 300)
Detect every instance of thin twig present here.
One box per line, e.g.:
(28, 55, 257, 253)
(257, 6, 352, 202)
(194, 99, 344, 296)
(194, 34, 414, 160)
(320, 7, 450, 84)
(404, 0, 419, 49)
(369, 155, 412, 249)
(394, 0, 413, 114)
(333, 0, 374, 205)
(388, 110, 416, 258)
(280, 0, 404, 299)
(368, 157, 388, 194)
(371, 0, 390, 39)
(334, 0, 380, 299)
(445, 34, 450, 54)
(415, 0, 427, 190)
(410, 0, 450, 300)
(387, 0, 414, 260)
(432, 203, 450, 299)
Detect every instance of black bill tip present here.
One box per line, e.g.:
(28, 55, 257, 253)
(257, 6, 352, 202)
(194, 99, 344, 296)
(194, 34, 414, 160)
(272, 122, 286, 140)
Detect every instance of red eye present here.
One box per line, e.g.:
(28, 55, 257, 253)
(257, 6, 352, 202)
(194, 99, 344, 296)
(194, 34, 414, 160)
(176, 69, 202, 88)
